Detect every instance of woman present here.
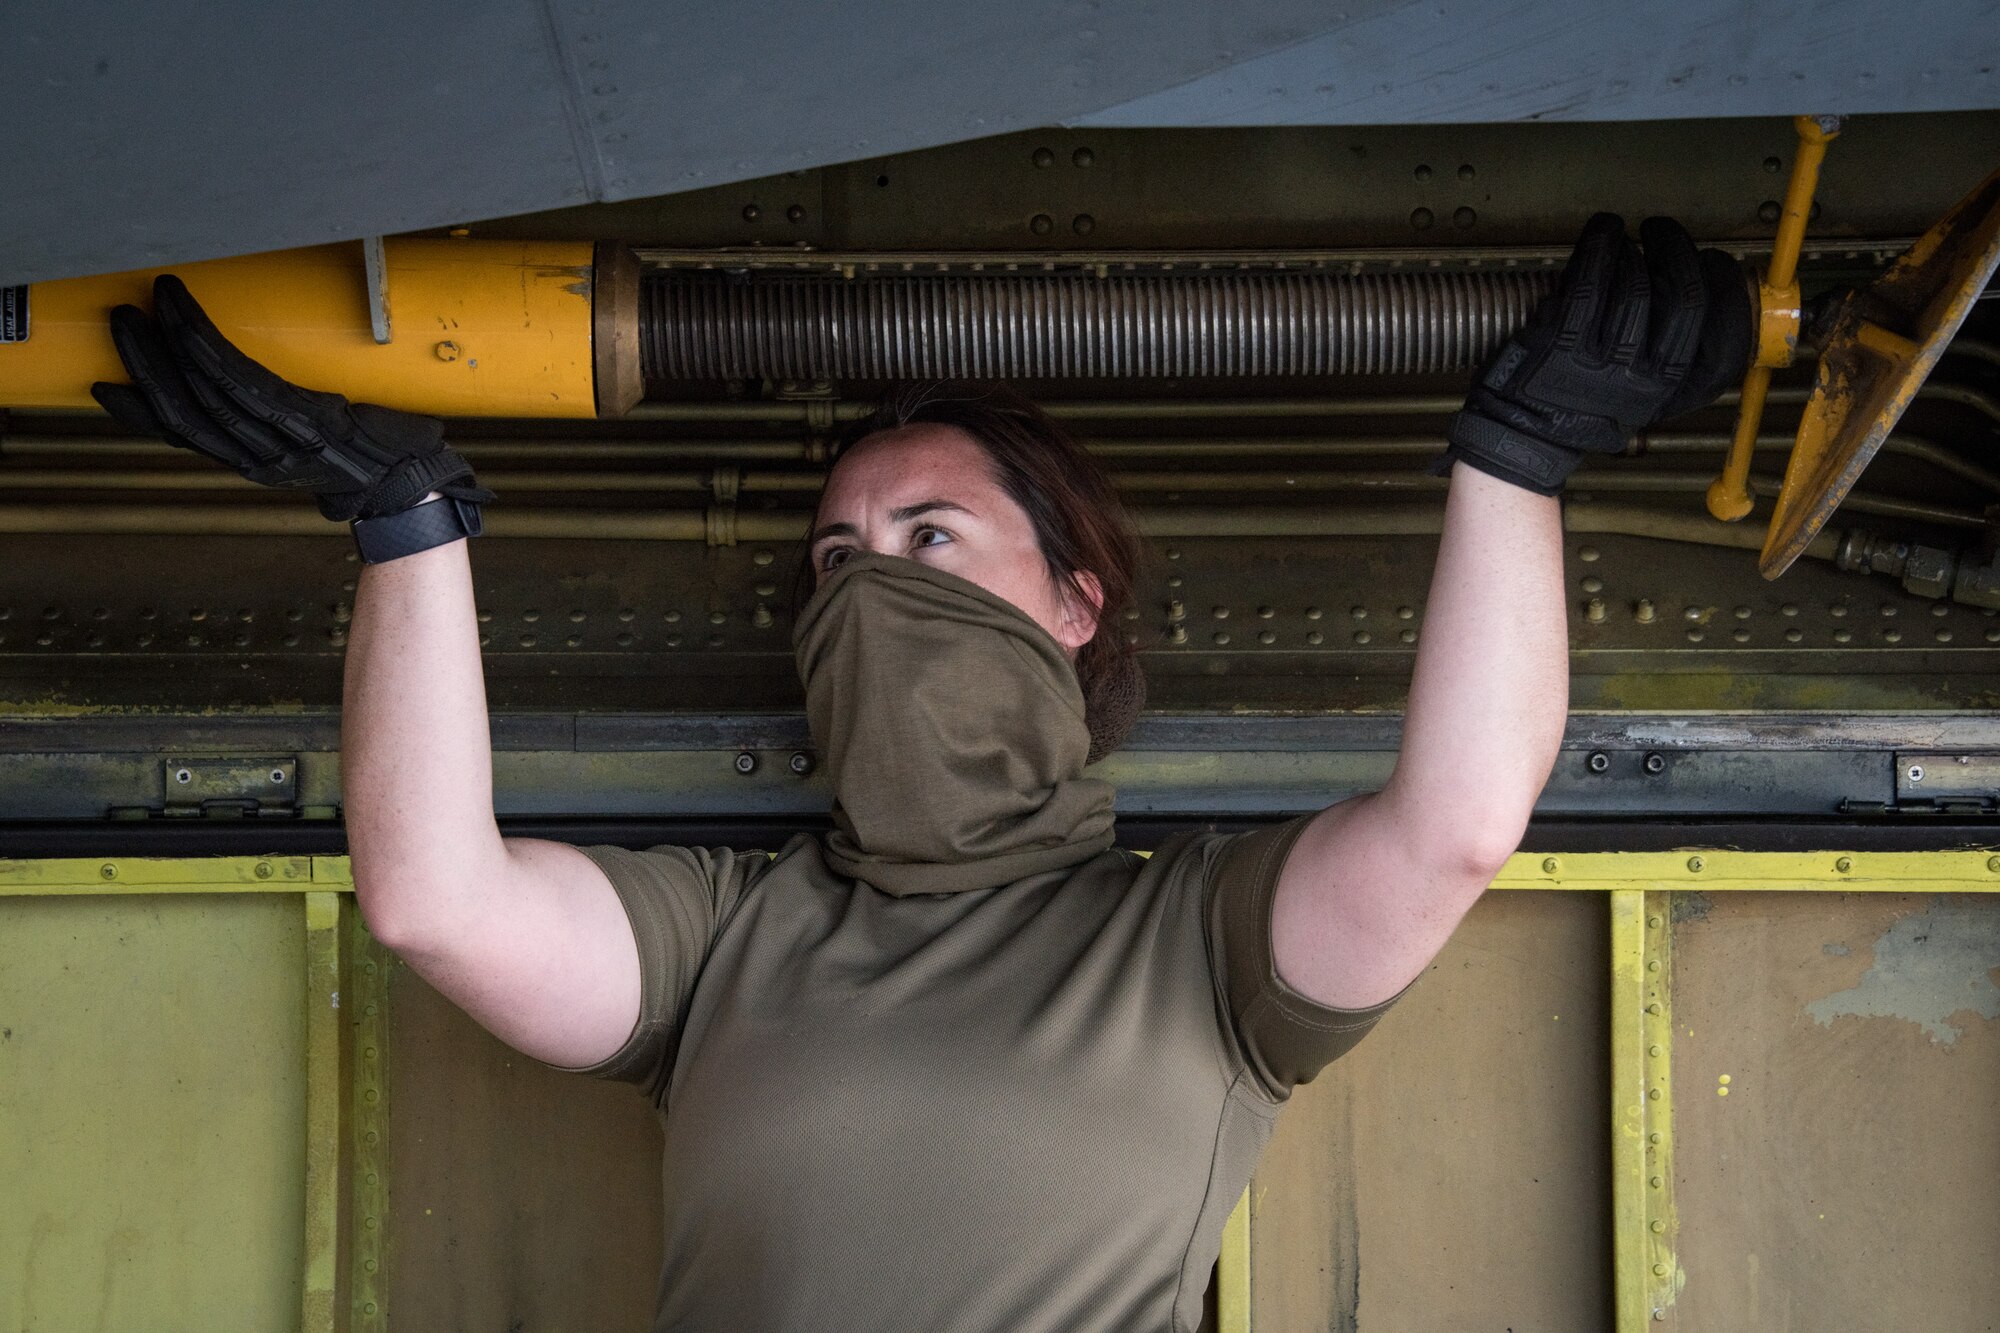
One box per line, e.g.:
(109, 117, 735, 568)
(95, 213, 1746, 1331)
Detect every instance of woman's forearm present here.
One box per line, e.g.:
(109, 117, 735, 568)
(340, 538, 508, 943)
(1383, 464, 1569, 868)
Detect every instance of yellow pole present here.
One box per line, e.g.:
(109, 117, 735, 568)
(1707, 115, 1841, 521)
(0, 239, 604, 418)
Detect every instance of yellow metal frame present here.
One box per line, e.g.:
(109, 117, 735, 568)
(5, 848, 1998, 1329)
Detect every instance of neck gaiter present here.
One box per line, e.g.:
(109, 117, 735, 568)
(793, 553, 1117, 896)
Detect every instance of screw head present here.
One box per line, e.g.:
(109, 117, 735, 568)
(1835, 856, 1853, 874)
(1988, 855, 2000, 873)
(1907, 764, 1925, 783)
(1029, 213, 1054, 235)
(255, 861, 274, 880)
(1644, 752, 1666, 775)
(789, 751, 814, 776)
(1651, 1219, 1666, 1233)
(1686, 855, 1706, 873)
(734, 752, 758, 775)
(174, 768, 193, 785)
(1587, 750, 1610, 773)
(1653, 1263, 1670, 1277)
(99, 863, 118, 880)
(1542, 856, 1560, 874)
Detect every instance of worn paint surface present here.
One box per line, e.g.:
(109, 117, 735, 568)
(1252, 891, 1611, 1330)
(385, 959, 663, 1330)
(0, 894, 307, 1331)
(1805, 895, 2000, 1044)
(1673, 892, 2000, 1331)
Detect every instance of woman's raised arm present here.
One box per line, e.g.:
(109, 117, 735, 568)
(92, 274, 644, 1068)
(341, 537, 642, 1068)
(1269, 214, 1754, 1009)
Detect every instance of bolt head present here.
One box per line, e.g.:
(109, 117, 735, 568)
(1587, 751, 1610, 773)
(734, 752, 758, 775)
(789, 752, 814, 776)
(1644, 752, 1666, 775)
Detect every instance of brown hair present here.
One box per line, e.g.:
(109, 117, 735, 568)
(803, 381, 1147, 758)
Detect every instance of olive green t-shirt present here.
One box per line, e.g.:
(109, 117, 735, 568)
(564, 813, 1400, 1333)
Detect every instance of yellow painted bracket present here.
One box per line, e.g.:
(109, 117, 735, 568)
(1704, 115, 2000, 578)
(1759, 163, 2000, 576)
(1612, 892, 1679, 1330)
(302, 892, 343, 1333)
(347, 887, 392, 1333)
(1217, 1188, 1251, 1333)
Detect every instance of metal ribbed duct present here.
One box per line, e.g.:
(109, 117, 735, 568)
(639, 269, 1554, 381)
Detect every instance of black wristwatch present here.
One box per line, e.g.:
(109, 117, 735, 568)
(350, 495, 485, 564)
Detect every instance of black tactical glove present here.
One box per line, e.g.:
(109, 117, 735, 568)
(1439, 213, 1753, 495)
(91, 274, 493, 525)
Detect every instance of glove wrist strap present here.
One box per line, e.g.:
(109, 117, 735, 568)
(351, 496, 484, 565)
(1440, 411, 1582, 496)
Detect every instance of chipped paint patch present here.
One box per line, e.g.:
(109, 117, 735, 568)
(1806, 897, 2000, 1043)
(1671, 891, 1712, 925)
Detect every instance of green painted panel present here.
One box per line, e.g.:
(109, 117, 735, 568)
(0, 894, 306, 1331)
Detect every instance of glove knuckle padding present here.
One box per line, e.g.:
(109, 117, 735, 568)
(1438, 210, 1751, 493)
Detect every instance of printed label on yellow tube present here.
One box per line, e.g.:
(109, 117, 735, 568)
(1, 285, 26, 342)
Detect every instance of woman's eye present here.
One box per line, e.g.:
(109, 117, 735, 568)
(820, 546, 852, 571)
(911, 526, 951, 551)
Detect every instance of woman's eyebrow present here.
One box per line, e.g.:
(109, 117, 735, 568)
(809, 519, 859, 549)
(810, 500, 974, 550)
(889, 499, 973, 523)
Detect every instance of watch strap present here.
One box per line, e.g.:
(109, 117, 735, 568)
(351, 496, 484, 564)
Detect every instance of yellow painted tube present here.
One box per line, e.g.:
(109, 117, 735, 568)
(0, 239, 605, 418)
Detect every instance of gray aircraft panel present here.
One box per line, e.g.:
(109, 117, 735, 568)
(0, 1, 1351, 284)
(1078, 0, 2000, 126)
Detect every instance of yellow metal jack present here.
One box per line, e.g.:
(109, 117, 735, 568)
(1707, 115, 2000, 579)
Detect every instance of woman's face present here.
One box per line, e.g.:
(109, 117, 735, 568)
(809, 423, 1099, 654)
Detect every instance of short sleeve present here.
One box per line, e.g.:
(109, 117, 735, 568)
(550, 843, 770, 1099)
(1203, 815, 1410, 1099)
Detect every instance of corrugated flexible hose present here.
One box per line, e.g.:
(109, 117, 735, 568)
(639, 269, 1554, 381)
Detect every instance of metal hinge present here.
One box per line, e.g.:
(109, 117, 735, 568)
(1841, 752, 2000, 815)
(157, 757, 299, 818)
